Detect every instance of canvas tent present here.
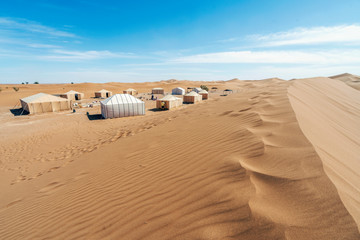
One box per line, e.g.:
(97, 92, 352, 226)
(123, 88, 137, 95)
(20, 93, 71, 114)
(198, 90, 209, 100)
(156, 95, 183, 110)
(152, 88, 164, 94)
(101, 94, 145, 119)
(193, 87, 203, 93)
(183, 91, 202, 104)
(95, 89, 112, 98)
(172, 87, 185, 95)
(59, 90, 84, 101)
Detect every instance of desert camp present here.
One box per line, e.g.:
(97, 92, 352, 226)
(100, 94, 145, 119)
(156, 95, 183, 110)
(59, 90, 84, 101)
(183, 91, 203, 103)
(95, 89, 112, 98)
(2, 1, 360, 239)
(20, 93, 71, 114)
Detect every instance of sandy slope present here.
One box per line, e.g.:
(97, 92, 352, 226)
(288, 77, 360, 230)
(0, 79, 359, 239)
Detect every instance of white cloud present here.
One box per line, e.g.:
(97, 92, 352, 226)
(171, 50, 360, 65)
(39, 49, 135, 61)
(0, 17, 76, 38)
(250, 25, 360, 46)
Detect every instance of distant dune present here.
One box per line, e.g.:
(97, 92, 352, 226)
(0, 76, 359, 239)
(330, 73, 360, 90)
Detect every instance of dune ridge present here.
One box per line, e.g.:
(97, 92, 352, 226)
(288, 77, 360, 230)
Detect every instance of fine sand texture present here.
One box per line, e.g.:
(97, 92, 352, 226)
(0, 78, 359, 239)
(288, 77, 360, 231)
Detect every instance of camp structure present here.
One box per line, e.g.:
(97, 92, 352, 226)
(198, 90, 209, 100)
(193, 87, 203, 93)
(172, 87, 185, 95)
(152, 88, 164, 94)
(123, 88, 138, 95)
(95, 89, 112, 98)
(223, 89, 233, 95)
(20, 93, 71, 114)
(183, 91, 202, 104)
(100, 94, 145, 119)
(156, 95, 183, 110)
(59, 90, 84, 101)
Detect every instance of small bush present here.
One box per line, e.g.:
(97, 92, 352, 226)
(0, 87, 2, 92)
(22, 82, 24, 84)
(34, 81, 39, 84)
(25, 82, 29, 84)
(200, 85, 209, 91)
(71, 82, 74, 84)
(13, 87, 19, 92)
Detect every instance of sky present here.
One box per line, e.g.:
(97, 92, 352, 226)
(0, 0, 360, 83)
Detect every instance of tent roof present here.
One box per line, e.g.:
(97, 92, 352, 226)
(185, 91, 200, 96)
(96, 89, 111, 93)
(199, 90, 208, 94)
(152, 87, 163, 90)
(21, 93, 69, 103)
(194, 87, 202, 91)
(173, 87, 185, 90)
(125, 88, 136, 91)
(65, 90, 82, 94)
(159, 95, 181, 101)
(101, 94, 143, 105)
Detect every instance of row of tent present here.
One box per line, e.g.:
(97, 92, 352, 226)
(101, 90, 208, 119)
(19, 87, 210, 115)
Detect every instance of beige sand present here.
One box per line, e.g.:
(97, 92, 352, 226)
(288, 77, 360, 230)
(0, 78, 359, 239)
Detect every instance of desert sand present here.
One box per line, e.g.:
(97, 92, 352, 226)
(0, 76, 359, 239)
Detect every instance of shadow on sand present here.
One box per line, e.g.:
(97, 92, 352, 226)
(148, 108, 168, 112)
(10, 108, 29, 116)
(86, 112, 103, 121)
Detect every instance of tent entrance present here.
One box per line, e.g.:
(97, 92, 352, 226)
(75, 94, 79, 100)
(106, 93, 109, 97)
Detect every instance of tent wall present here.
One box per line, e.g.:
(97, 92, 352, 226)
(183, 95, 202, 103)
(21, 100, 70, 114)
(156, 98, 182, 110)
(101, 102, 145, 119)
(60, 93, 84, 101)
(123, 90, 137, 95)
(152, 89, 164, 94)
(95, 91, 112, 98)
(200, 93, 209, 100)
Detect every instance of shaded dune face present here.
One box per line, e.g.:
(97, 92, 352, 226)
(288, 77, 360, 232)
(0, 80, 359, 239)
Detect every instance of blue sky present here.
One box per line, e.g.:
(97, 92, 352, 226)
(0, 0, 360, 83)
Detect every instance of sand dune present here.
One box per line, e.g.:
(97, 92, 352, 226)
(330, 73, 360, 90)
(0, 78, 359, 239)
(288, 77, 360, 231)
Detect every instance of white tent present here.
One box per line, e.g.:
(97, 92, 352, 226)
(183, 91, 202, 103)
(172, 87, 185, 95)
(101, 94, 145, 119)
(60, 90, 84, 101)
(156, 95, 183, 110)
(193, 87, 203, 93)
